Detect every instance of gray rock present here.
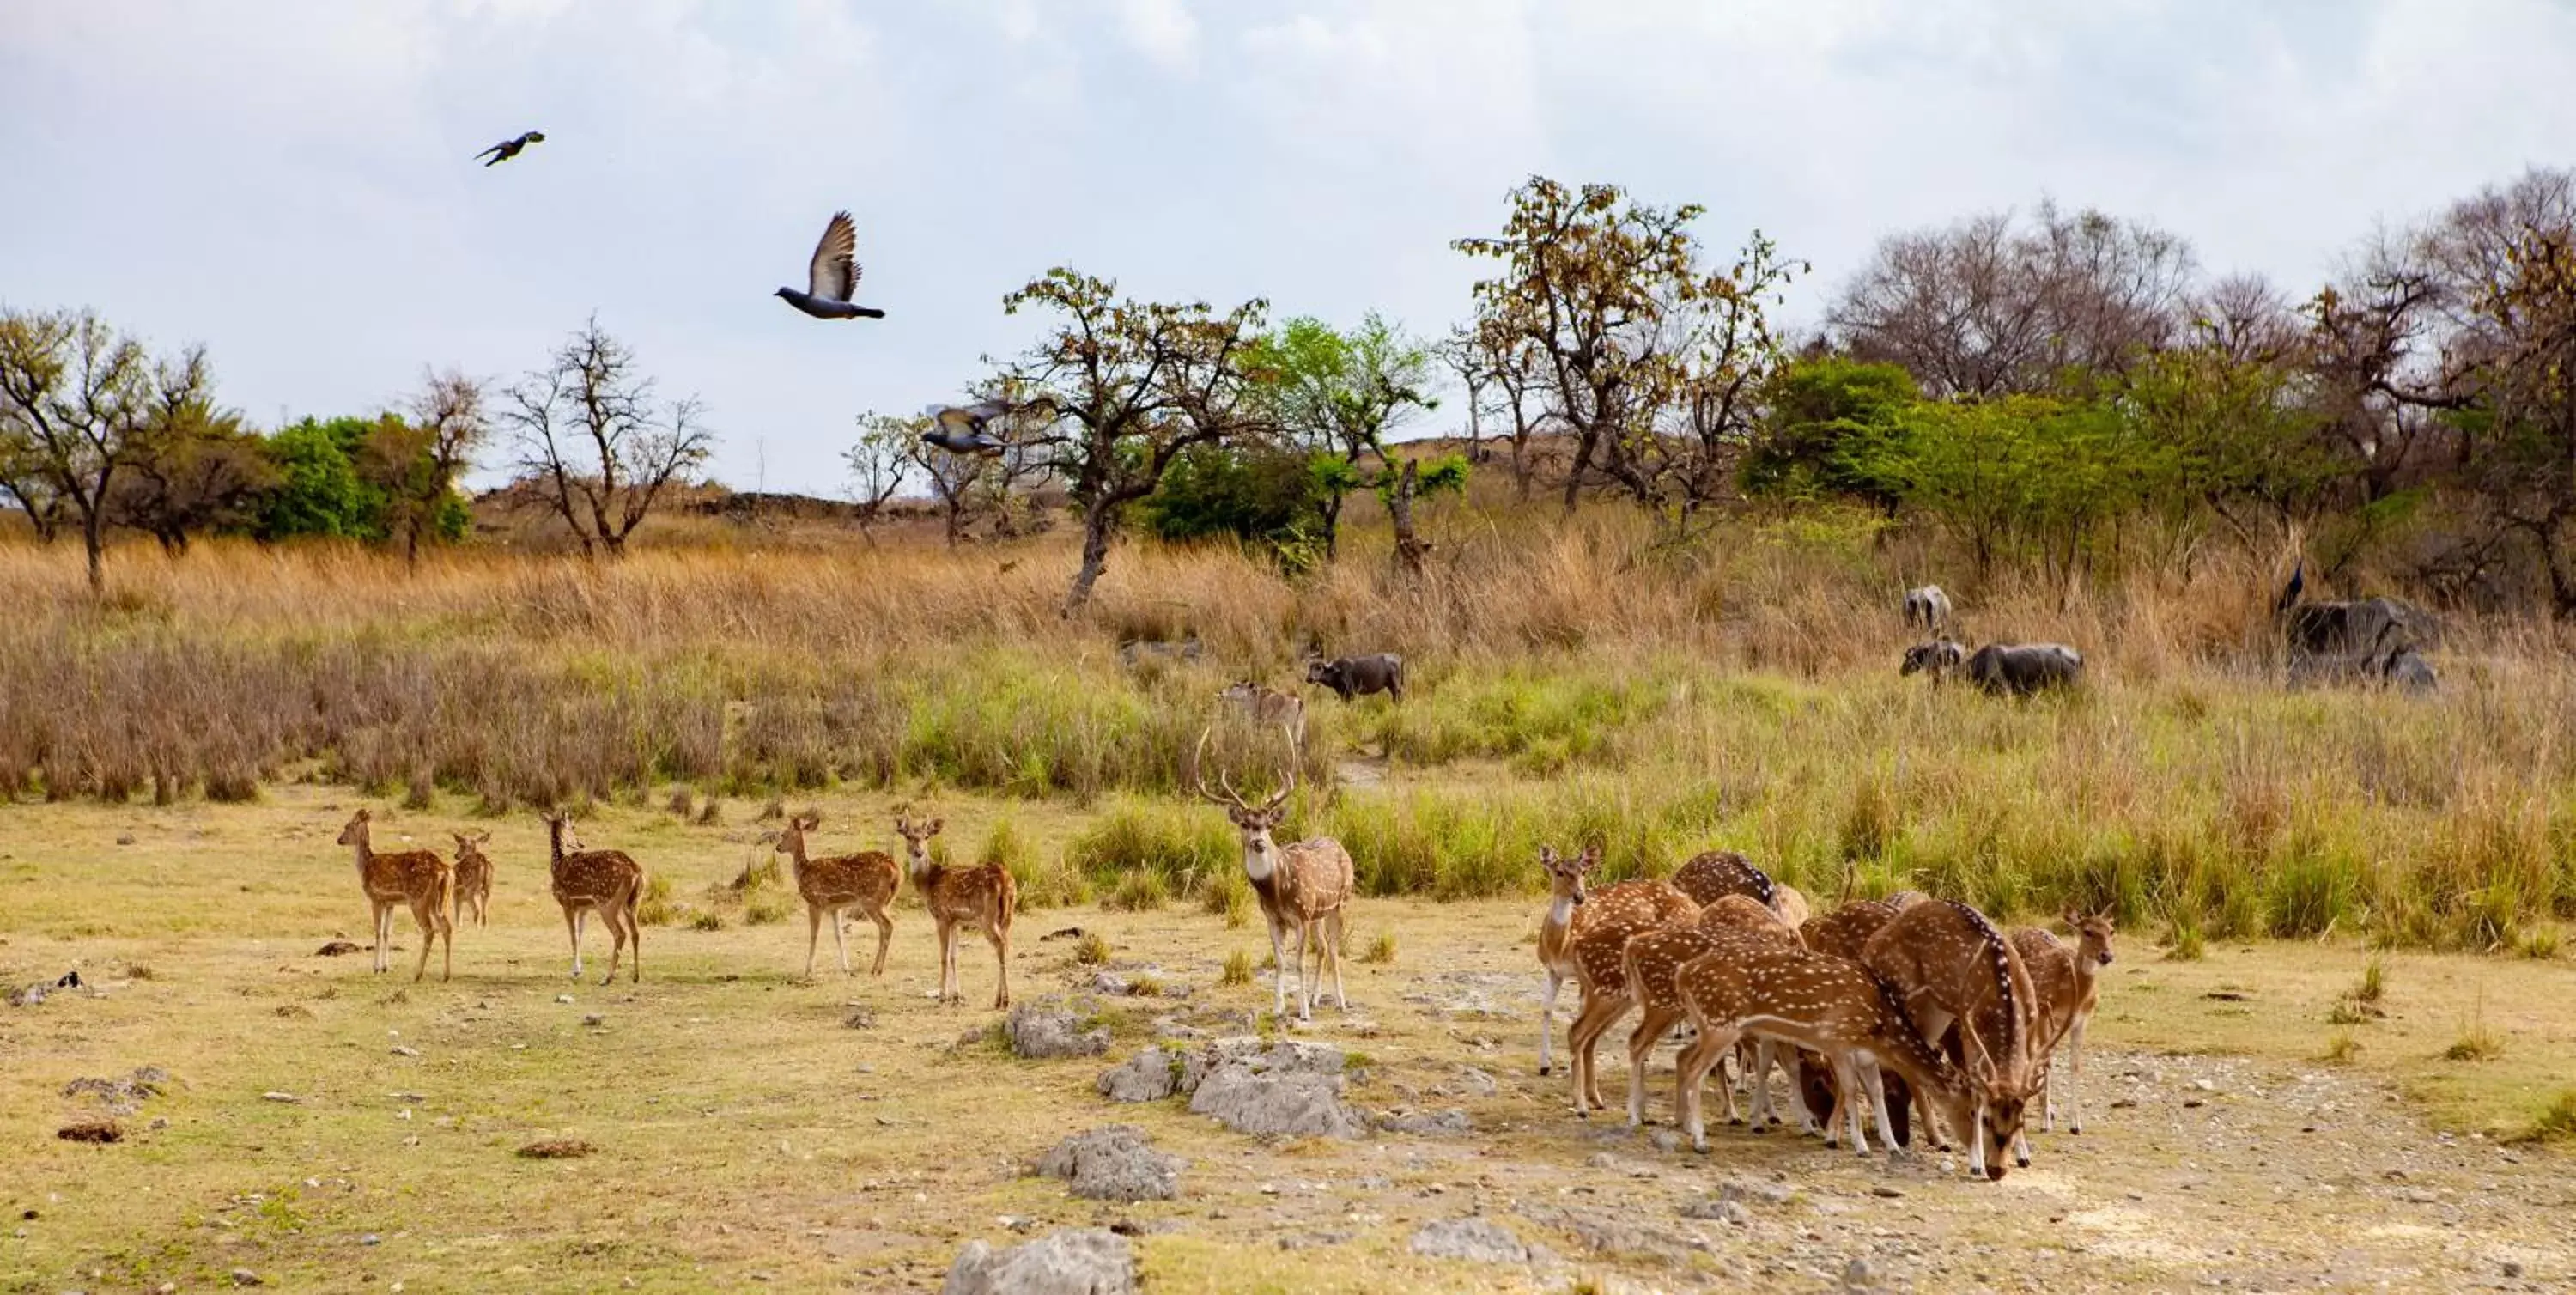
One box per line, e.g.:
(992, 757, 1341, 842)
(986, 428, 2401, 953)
(1176, 1037, 1346, 1096)
(1034, 1127, 1182, 1203)
(1376, 1109, 1473, 1136)
(1188, 1065, 1364, 1140)
(1449, 1066, 1499, 1097)
(1409, 1218, 1529, 1264)
(1006, 1000, 1111, 1060)
(6, 982, 46, 1007)
(1679, 1197, 1753, 1226)
(229, 1270, 263, 1288)
(1096, 1047, 1178, 1103)
(1518, 1204, 1700, 1268)
(1721, 1177, 1797, 1206)
(944, 1227, 1135, 1295)
(1843, 1256, 1876, 1291)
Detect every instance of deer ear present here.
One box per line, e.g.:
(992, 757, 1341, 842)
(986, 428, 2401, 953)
(928, 818, 944, 835)
(2063, 909, 2081, 929)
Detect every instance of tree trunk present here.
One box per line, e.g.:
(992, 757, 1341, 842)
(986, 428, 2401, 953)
(1319, 492, 1343, 561)
(1064, 505, 1116, 615)
(82, 506, 106, 594)
(1388, 460, 1430, 578)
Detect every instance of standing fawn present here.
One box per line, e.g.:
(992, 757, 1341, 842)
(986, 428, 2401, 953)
(1192, 730, 1354, 1020)
(448, 830, 494, 928)
(1860, 898, 2037, 1179)
(896, 813, 1016, 1009)
(338, 809, 454, 982)
(773, 811, 901, 980)
(1617, 895, 1800, 1128)
(1532, 845, 1601, 1076)
(2012, 911, 2117, 1135)
(1671, 939, 1980, 1158)
(541, 810, 644, 984)
(1558, 871, 1699, 1116)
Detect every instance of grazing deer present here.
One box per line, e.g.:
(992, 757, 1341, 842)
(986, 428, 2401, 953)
(1192, 730, 1355, 1020)
(1859, 898, 2037, 1179)
(773, 811, 901, 980)
(448, 830, 494, 928)
(1770, 882, 1812, 931)
(540, 810, 644, 984)
(1671, 940, 1981, 1159)
(1559, 874, 1699, 1116)
(1617, 895, 1800, 1128)
(895, 813, 1016, 1009)
(2012, 911, 2117, 1136)
(338, 809, 454, 982)
(1217, 680, 1307, 747)
(1670, 849, 1776, 909)
(1795, 896, 1914, 1140)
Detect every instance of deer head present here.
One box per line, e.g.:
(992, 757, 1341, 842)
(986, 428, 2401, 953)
(1537, 844, 1601, 906)
(893, 812, 943, 874)
(1958, 1025, 2032, 1181)
(1193, 727, 1297, 879)
(2067, 909, 2117, 969)
(337, 808, 373, 848)
(449, 830, 490, 862)
(775, 811, 821, 859)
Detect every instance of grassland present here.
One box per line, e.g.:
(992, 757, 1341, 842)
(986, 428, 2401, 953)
(3, 784, 2573, 1292)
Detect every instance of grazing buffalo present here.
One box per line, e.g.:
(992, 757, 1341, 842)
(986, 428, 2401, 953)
(1902, 584, 1953, 631)
(1965, 643, 2084, 696)
(2275, 561, 2435, 659)
(1899, 637, 1967, 679)
(1306, 653, 1404, 703)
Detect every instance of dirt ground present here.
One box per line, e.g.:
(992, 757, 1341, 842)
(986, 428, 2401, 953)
(3, 787, 2572, 1292)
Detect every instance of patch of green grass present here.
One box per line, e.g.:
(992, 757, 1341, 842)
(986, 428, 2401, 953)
(1103, 869, 1170, 912)
(1220, 948, 1254, 987)
(2323, 1031, 2360, 1062)
(2166, 915, 2206, 962)
(1073, 930, 1112, 966)
(1359, 931, 1397, 964)
(2518, 923, 2561, 960)
(690, 911, 724, 932)
(2519, 1090, 2576, 1143)
(637, 874, 678, 926)
(2357, 955, 2388, 1005)
(743, 897, 789, 926)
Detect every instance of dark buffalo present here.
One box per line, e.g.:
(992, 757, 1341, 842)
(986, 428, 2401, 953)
(1899, 637, 1967, 679)
(1963, 643, 2083, 696)
(2275, 561, 2436, 659)
(1306, 653, 1404, 703)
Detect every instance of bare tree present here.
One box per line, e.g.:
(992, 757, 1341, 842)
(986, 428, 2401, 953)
(998, 269, 1269, 613)
(1829, 201, 2196, 397)
(500, 319, 714, 558)
(843, 412, 920, 539)
(110, 392, 274, 553)
(0, 308, 210, 591)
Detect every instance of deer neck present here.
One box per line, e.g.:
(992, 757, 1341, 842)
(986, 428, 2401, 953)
(1545, 894, 1577, 933)
(347, 828, 373, 875)
(906, 846, 937, 885)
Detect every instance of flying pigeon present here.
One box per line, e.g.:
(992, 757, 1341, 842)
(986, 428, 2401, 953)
(920, 400, 1013, 456)
(775, 211, 886, 320)
(475, 131, 545, 167)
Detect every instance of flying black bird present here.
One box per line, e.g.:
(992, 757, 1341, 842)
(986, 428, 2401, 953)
(775, 211, 885, 320)
(475, 131, 545, 166)
(920, 400, 1013, 456)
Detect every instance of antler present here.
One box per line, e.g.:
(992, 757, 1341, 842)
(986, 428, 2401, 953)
(1960, 1020, 1998, 1082)
(1190, 727, 1249, 811)
(1263, 721, 1299, 814)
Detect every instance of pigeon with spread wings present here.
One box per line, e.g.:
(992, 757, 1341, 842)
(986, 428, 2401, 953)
(475, 131, 545, 166)
(776, 211, 887, 320)
(920, 401, 1013, 456)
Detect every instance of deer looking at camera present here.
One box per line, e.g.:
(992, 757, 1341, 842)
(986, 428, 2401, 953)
(448, 830, 494, 928)
(338, 809, 454, 982)
(1194, 727, 1353, 1021)
(896, 812, 1015, 1009)
(773, 811, 902, 980)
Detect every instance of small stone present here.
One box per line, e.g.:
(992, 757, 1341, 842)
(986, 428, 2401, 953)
(361, 1234, 380, 1246)
(556, 994, 574, 1005)
(1648, 1129, 1682, 1153)
(2191, 1079, 2216, 1091)
(2501, 1260, 2525, 1279)
(229, 1269, 263, 1287)
(1870, 1185, 1906, 1199)
(1679, 1197, 1752, 1225)
(390, 1046, 420, 1058)
(1408, 1217, 1530, 1264)
(1843, 1256, 1875, 1289)
(260, 1091, 300, 1103)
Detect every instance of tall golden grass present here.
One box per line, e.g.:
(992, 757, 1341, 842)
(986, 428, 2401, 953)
(2, 508, 2570, 948)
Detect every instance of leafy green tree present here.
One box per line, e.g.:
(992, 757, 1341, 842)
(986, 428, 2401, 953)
(1741, 357, 1919, 509)
(259, 416, 390, 540)
(111, 403, 276, 552)
(1139, 444, 1324, 569)
(1251, 313, 1437, 559)
(1880, 394, 2172, 579)
(367, 370, 488, 563)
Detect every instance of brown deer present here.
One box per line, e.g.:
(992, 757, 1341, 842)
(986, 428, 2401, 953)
(1217, 680, 1307, 747)
(1616, 895, 1799, 1128)
(1670, 849, 1776, 909)
(1531, 844, 1601, 1076)
(773, 811, 901, 980)
(1670, 939, 1981, 1159)
(540, 810, 643, 984)
(448, 830, 494, 928)
(895, 813, 1015, 1009)
(1859, 898, 2037, 1179)
(1795, 896, 1915, 1138)
(1191, 730, 1354, 1020)
(337, 809, 454, 982)
(2012, 911, 2117, 1136)
(1558, 873, 1699, 1116)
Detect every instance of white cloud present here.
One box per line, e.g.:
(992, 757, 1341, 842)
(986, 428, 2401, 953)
(1113, 0, 1200, 71)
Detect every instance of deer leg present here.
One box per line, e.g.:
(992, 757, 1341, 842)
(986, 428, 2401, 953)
(1831, 1055, 1872, 1156)
(1293, 921, 1315, 1021)
(410, 901, 434, 982)
(1626, 1006, 1679, 1128)
(1862, 1060, 1902, 1152)
(1327, 909, 1348, 1011)
(564, 907, 585, 979)
(988, 921, 1011, 1009)
(1267, 921, 1289, 1020)
(832, 906, 854, 977)
(1675, 1021, 1740, 1153)
(804, 906, 823, 981)
(1538, 969, 1563, 1076)
(625, 899, 641, 983)
(867, 907, 892, 976)
(600, 906, 623, 986)
(2068, 1017, 2087, 1134)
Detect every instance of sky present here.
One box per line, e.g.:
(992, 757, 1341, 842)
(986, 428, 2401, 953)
(4, 0, 2573, 491)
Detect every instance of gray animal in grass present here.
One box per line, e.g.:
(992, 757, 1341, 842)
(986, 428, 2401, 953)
(475, 131, 544, 166)
(1899, 637, 1966, 679)
(1964, 642, 2083, 696)
(1305, 653, 1404, 703)
(919, 399, 1033, 457)
(2288, 620, 2439, 694)
(1902, 584, 1953, 631)
(2274, 560, 2434, 660)
(775, 211, 886, 320)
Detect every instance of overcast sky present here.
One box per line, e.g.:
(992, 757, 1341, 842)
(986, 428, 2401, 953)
(4, 0, 2571, 489)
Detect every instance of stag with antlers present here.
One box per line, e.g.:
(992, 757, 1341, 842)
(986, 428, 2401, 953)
(1193, 727, 1354, 1021)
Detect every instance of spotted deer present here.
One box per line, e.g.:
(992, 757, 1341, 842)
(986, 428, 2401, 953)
(448, 830, 494, 928)
(338, 809, 454, 982)
(1859, 898, 2037, 1179)
(773, 811, 902, 980)
(1795, 897, 1915, 1140)
(1558, 872, 1699, 1116)
(2012, 911, 2117, 1136)
(1617, 895, 1800, 1128)
(896, 813, 1015, 1009)
(1532, 845, 1601, 1076)
(1671, 850, 1775, 909)
(1192, 730, 1354, 1020)
(1217, 680, 1307, 747)
(540, 810, 643, 984)
(1671, 939, 1981, 1158)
